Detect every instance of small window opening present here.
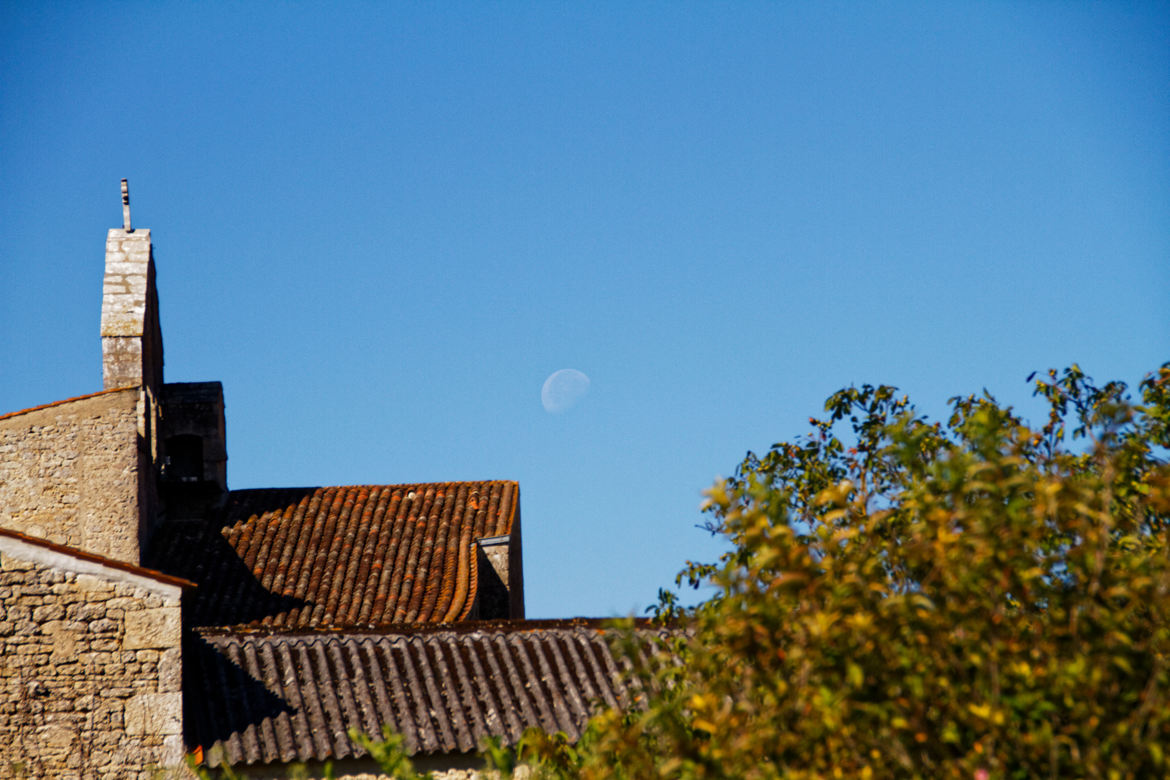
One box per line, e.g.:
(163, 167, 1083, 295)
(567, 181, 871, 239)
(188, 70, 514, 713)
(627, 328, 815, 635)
(166, 434, 203, 482)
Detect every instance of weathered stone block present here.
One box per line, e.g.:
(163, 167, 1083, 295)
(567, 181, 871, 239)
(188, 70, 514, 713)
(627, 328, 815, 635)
(1, 557, 34, 572)
(37, 722, 76, 749)
(88, 618, 117, 634)
(158, 647, 182, 691)
(48, 627, 78, 661)
(161, 733, 187, 768)
(31, 603, 64, 622)
(67, 602, 106, 621)
(75, 574, 114, 598)
(123, 607, 179, 650)
(123, 692, 182, 736)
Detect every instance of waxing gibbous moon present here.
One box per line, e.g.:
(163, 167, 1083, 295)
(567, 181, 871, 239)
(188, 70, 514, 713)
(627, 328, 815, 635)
(541, 369, 591, 413)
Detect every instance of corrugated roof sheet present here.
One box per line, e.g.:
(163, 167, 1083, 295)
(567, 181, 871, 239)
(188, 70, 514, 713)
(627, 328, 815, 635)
(187, 621, 661, 766)
(147, 481, 517, 628)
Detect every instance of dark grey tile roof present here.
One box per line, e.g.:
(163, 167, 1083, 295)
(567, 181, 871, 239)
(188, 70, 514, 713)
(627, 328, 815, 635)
(187, 620, 663, 767)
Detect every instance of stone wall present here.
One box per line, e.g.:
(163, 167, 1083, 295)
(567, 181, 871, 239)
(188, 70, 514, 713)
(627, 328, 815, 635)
(0, 389, 147, 565)
(0, 535, 185, 779)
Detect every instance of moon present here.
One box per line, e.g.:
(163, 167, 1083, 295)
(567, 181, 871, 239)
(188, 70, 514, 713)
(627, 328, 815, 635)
(541, 369, 591, 413)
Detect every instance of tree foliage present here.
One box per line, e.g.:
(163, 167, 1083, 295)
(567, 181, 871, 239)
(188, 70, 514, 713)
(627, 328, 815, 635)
(519, 364, 1170, 779)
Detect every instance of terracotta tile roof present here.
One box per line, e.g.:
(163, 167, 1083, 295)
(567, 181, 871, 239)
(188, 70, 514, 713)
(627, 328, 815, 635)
(146, 481, 517, 628)
(186, 620, 664, 766)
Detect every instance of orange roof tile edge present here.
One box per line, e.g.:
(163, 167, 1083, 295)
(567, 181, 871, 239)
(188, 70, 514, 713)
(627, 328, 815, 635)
(503, 482, 519, 534)
(0, 385, 140, 423)
(0, 527, 197, 589)
(444, 535, 480, 623)
(441, 480, 518, 622)
(225, 479, 520, 496)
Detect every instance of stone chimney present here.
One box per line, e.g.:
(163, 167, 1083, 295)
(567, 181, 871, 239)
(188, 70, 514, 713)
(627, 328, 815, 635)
(101, 180, 163, 396)
(99, 180, 164, 545)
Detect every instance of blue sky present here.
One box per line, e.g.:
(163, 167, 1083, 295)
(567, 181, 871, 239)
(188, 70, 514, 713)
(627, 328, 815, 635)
(2, 2, 1167, 618)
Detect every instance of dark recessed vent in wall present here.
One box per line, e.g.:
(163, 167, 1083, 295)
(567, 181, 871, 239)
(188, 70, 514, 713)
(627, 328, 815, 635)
(165, 434, 203, 482)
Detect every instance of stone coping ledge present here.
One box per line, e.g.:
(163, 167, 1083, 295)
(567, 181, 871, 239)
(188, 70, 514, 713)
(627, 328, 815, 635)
(0, 526, 196, 593)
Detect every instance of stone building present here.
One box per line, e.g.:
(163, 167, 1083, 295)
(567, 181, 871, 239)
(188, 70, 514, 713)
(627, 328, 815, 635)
(0, 185, 645, 778)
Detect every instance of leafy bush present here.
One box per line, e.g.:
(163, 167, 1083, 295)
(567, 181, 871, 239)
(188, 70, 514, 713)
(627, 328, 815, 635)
(521, 364, 1170, 779)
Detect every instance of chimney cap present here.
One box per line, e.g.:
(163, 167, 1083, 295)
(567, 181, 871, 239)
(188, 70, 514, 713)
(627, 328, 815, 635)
(120, 178, 132, 231)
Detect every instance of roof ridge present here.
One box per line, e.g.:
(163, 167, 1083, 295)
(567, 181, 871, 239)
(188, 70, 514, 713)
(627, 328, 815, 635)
(223, 480, 519, 494)
(194, 616, 660, 638)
